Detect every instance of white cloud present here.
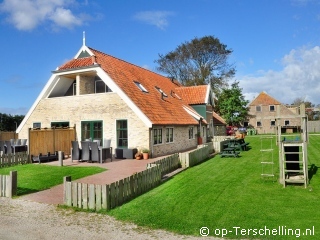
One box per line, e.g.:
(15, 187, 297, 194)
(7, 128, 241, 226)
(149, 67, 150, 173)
(239, 46, 320, 105)
(0, 0, 83, 30)
(133, 11, 174, 30)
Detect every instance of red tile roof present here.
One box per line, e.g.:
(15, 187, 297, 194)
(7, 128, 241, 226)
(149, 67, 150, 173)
(58, 47, 208, 125)
(213, 111, 226, 125)
(59, 57, 94, 70)
(249, 91, 281, 106)
(175, 85, 208, 105)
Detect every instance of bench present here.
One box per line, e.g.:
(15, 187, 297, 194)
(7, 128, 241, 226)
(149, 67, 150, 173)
(220, 147, 240, 158)
(32, 152, 59, 163)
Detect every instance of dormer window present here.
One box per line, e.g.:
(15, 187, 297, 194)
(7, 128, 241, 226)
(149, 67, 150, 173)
(134, 81, 148, 92)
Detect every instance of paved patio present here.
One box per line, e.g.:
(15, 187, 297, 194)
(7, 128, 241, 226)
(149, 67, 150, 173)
(20, 156, 163, 205)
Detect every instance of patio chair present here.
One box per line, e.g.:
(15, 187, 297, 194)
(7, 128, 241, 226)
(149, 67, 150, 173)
(5, 140, 13, 154)
(71, 141, 81, 161)
(93, 139, 101, 146)
(104, 139, 111, 148)
(90, 141, 100, 163)
(80, 141, 90, 161)
(0, 141, 4, 155)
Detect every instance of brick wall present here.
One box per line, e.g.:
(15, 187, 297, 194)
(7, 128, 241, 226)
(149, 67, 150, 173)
(248, 104, 301, 134)
(19, 93, 198, 157)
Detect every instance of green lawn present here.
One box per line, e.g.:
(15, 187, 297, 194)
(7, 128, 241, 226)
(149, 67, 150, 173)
(108, 135, 320, 239)
(0, 164, 106, 196)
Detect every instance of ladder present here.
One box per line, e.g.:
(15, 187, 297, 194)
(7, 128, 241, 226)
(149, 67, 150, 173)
(260, 136, 275, 179)
(281, 140, 308, 188)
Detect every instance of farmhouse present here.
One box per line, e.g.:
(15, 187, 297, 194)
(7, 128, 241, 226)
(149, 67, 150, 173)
(246, 91, 301, 134)
(17, 43, 214, 157)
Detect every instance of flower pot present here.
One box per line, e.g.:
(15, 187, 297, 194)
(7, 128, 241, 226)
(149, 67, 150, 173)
(143, 153, 149, 160)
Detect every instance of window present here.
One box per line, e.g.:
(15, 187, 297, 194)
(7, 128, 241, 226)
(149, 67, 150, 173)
(257, 121, 262, 127)
(33, 122, 41, 129)
(81, 121, 103, 145)
(269, 105, 275, 111)
(285, 120, 290, 126)
(155, 86, 168, 97)
(153, 128, 162, 145)
(134, 81, 148, 92)
(95, 79, 112, 93)
(256, 106, 261, 112)
(166, 127, 174, 143)
(51, 122, 69, 128)
(244, 122, 249, 127)
(116, 120, 128, 148)
(271, 120, 275, 126)
(189, 127, 194, 139)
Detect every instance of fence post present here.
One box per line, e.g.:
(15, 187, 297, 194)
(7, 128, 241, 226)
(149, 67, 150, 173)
(63, 176, 71, 204)
(58, 151, 63, 166)
(10, 171, 17, 198)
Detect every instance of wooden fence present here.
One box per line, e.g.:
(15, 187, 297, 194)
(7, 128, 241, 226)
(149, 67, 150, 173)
(0, 171, 17, 198)
(29, 127, 75, 157)
(146, 153, 180, 176)
(64, 165, 161, 211)
(179, 142, 214, 168)
(213, 136, 233, 152)
(0, 131, 18, 141)
(64, 143, 216, 211)
(0, 152, 29, 168)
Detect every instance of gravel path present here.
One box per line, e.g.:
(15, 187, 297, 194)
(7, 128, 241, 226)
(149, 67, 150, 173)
(0, 197, 220, 240)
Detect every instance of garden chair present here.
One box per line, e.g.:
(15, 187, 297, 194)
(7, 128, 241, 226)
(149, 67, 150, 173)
(71, 141, 81, 161)
(5, 141, 13, 154)
(90, 141, 100, 163)
(80, 141, 90, 161)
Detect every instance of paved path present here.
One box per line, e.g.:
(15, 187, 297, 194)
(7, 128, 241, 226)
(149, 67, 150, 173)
(20, 157, 161, 205)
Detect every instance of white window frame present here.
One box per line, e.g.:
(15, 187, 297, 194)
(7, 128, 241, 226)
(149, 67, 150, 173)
(166, 127, 174, 143)
(189, 127, 194, 139)
(153, 128, 163, 145)
(269, 105, 275, 112)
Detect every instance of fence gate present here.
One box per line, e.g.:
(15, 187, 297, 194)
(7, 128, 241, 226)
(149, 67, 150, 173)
(29, 127, 76, 157)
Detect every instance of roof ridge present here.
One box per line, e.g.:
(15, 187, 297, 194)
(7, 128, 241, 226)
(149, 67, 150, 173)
(88, 46, 172, 80)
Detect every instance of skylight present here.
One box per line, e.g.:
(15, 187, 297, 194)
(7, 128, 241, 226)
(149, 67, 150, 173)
(134, 81, 148, 93)
(155, 86, 167, 97)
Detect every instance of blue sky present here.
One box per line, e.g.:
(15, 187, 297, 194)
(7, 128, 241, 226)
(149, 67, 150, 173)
(1, 0, 320, 115)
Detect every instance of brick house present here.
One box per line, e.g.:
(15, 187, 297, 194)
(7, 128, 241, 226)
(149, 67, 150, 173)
(247, 91, 301, 134)
(17, 44, 214, 157)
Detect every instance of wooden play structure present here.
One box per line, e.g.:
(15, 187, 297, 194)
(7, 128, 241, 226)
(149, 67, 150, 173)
(277, 104, 308, 188)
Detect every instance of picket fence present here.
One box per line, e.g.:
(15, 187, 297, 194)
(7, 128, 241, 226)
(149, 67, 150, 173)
(64, 142, 216, 211)
(179, 142, 214, 168)
(0, 152, 29, 168)
(64, 165, 161, 211)
(146, 153, 180, 176)
(0, 171, 17, 198)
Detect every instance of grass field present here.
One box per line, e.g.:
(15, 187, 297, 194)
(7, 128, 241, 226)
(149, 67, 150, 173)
(108, 135, 320, 239)
(0, 164, 106, 195)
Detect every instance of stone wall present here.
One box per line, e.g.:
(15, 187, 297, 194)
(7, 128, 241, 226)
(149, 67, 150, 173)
(152, 125, 198, 157)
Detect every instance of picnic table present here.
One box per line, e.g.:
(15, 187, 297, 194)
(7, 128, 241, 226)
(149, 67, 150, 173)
(220, 146, 240, 158)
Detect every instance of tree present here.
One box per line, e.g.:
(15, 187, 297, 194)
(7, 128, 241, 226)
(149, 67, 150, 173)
(0, 113, 24, 131)
(155, 36, 235, 94)
(214, 81, 249, 126)
(292, 97, 314, 108)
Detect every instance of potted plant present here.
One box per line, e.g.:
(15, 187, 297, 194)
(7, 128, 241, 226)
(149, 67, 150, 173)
(135, 152, 143, 160)
(196, 132, 202, 145)
(141, 148, 150, 160)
